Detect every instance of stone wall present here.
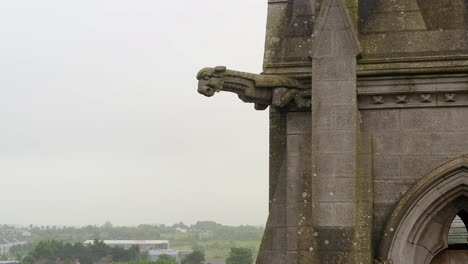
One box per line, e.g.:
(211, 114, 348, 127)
(361, 106, 468, 252)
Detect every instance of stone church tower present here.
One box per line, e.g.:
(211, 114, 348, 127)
(197, 0, 468, 263)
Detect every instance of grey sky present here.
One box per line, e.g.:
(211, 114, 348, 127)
(0, 0, 268, 226)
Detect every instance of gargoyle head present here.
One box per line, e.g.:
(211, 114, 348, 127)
(196, 66, 227, 97)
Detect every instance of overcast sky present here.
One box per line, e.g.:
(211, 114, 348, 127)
(0, 0, 268, 227)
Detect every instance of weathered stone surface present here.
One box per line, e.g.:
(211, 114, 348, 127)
(316, 227, 355, 251)
(287, 112, 312, 134)
(373, 155, 401, 180)
(316, 153, 355, 177)
(373, 133, 402, 155)
(373, 180, 409, 204)
(315, 177, 356, 203)
(400, 155, 457, 180)
(315, 203, 357, 226)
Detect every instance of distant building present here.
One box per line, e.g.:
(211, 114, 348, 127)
(0, 237, 27, 256)
(83, 240, 169, 251)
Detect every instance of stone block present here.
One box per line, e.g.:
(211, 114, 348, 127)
(323, 6, 346, 30)
(437, 109, 468, 131)
(315, 177, 356, 203)
(401, 132, 468, 155)
(287, 134, 311, 157)
(287, 180, 309, 205)
(315, 203, 335, 226)
(286, 154, 311, 181)
(401, 132, 434, 155)
(401, 155, 456, 180)
(286, 251, 299, 264)
(287, 112, 311, 134)
(363, 30, 468, 55)
(373, 180, 407, 204)
(266, 251, 287, 264)
(298, 251, 314, 264)
(313, 81, 357, 106)
(333, 30, 360, 57)
(431, 132, 468, 155)
(358, 132, 372, 155)
(270, 204, 287, 227)
(333, 105, 357, 130)
(400, 109, 440, 132)
(361, 110, 400, 132)
(314, 30, 334, 58)
(312, 58, 356, 81)
(286, 203, 312, 227)
(272, 176, 287, 204)
(375, 0, 421, 11)
(287, 227, 299, 251)
(272, 227, 287, 250)
(316, 153, 356, 178)
(315, 202, 356, 227)
(335, 203, 357, 226)
(313, 106, 333, 129)
(315, 29, 358, 58)
(357, 154, 372, 183)
(373, 133, 402, 155)
(319, 251, 353, 264)
(373, 155, 401, 180)
(365, 11, 427, 32)
(297, 226, 315, 251)
(316, 130, 356, 154)
(316, 227, 355, 251)
(373, 203, 394, 229)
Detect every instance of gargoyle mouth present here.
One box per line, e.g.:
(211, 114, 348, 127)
(198, 83, 216, 97)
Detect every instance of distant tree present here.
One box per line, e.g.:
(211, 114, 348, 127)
(191, 244, 205, 253)
(192, 221, 219, 232)
(103, 221, 113, 229)
(172, 221, 187, 229)
(181, 250, 205, 264)
(155, 254, 177, 264)
(225, 247, 253, 264)
(21, 254, 35, 264)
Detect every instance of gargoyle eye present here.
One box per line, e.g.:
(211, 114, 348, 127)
(204, 76, 210, 80)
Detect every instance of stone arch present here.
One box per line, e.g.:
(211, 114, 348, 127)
(378, 156, 468, 264)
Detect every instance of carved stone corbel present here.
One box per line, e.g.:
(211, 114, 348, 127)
(196, 66, 310, 110)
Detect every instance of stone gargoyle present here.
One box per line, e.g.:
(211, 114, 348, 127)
(197, 66, 310, 110)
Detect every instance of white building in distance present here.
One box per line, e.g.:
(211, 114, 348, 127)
(83, 240, 169, 251)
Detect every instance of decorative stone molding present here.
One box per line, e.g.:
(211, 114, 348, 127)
(372, 95, 384, 104)
(395, 95, 408, 104)
(419, 93, 432, 103)
(358, 74, 468, 109)
(444, 93, 457, 102)
(197, 66, 310, 110)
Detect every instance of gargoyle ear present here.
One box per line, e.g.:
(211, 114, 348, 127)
(215, 66, 226, 73)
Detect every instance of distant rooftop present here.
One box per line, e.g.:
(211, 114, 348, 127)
(83, 240, 169, 245)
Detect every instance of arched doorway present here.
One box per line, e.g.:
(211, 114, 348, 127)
(378, 157, 468, 264)
(430, 211, 468, 264)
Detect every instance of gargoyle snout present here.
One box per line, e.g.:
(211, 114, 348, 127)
(198, 82, 216, 97)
